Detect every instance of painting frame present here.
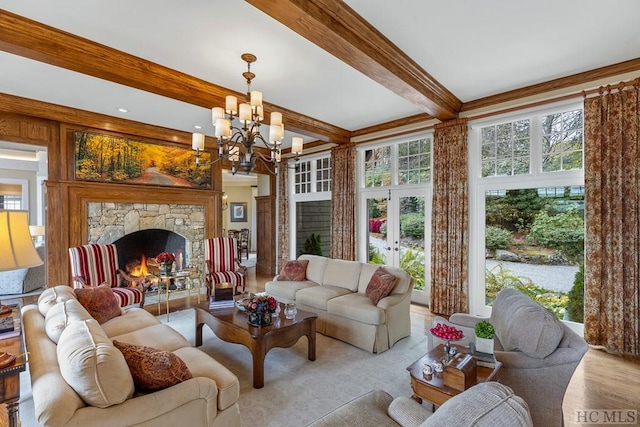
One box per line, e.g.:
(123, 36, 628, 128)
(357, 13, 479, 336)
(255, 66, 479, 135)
(230, 202, 247, 222)
(72, 130, 212, 189)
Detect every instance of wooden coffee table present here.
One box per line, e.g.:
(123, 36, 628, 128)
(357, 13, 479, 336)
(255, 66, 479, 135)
(195, 301, 317, 388)
(406, 344, 502, 407)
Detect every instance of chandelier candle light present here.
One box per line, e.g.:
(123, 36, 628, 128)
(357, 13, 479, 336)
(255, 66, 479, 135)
(192, 53, 303, 175)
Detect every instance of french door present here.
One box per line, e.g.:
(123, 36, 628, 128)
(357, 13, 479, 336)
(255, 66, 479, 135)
(362, 187, 430, 304)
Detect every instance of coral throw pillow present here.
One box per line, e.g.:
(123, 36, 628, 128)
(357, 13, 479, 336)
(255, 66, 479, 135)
(74, 285, 121, 324)
(113, 340, 193, 391)
(277, 260, 309, 281)
(365, 267, 397, 305)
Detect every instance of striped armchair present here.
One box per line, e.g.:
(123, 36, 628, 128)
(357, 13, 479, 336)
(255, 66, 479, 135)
(204, 237, 246, 295)
(68, 243, 145, 308)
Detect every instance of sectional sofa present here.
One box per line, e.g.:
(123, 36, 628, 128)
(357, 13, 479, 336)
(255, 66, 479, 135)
(265, 255, 413, 353)
(22, 285, 241, 427)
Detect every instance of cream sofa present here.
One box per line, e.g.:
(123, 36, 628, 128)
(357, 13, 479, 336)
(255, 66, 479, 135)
(22, 285, 241, 427)
(265, 255, 413, 353)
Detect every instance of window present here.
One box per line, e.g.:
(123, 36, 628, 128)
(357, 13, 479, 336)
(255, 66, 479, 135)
(542, 109, 583, 172)
(0, 194, 21, 209)
(293, 155, 331, 195)
(470, 102, 585, 322)
(364, 146, 391, 187)
(481, 119, 530, 177)
(398, 138, 431, 184)
(294, 161, 312, 194)
(315, 157, 331, 192)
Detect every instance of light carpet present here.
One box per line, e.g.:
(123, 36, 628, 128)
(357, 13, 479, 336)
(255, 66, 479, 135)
(17, 308, 428, 427)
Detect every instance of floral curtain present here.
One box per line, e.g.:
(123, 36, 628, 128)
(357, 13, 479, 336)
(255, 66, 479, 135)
(584, 80, 640, 357)
(430, 118, 469, 316)
(331, 144, 356, 260)
(277, 158, 289, 270)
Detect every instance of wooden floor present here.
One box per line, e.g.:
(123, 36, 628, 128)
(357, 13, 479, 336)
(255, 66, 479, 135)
(11, 269, 640, 426)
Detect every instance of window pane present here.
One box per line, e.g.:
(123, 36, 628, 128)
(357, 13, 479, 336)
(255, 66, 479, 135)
(365, 146, 392, 188)
(397, 137, 431, 185)
(480, 120, 530, 177)
(541, 109, 583, 173)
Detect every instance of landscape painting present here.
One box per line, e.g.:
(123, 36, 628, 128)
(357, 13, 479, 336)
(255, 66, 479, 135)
(73, 131, 212, 189)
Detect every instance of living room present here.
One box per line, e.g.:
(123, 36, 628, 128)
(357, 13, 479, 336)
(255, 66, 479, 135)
(1, 1, 640, 426)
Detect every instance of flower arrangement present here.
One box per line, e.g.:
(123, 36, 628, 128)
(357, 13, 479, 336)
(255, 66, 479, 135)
(156, 252, 175, 264)
(241, 293, 278, 314)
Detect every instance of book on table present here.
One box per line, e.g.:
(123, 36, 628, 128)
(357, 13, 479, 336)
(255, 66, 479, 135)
(0, 305, 20, 340)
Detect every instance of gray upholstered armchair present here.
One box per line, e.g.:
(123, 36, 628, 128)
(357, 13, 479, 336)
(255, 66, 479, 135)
(308, 382, 532, 427)
(428, 288, 588, 427)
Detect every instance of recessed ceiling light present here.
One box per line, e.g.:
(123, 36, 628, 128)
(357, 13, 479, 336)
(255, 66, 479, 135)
(194, 125, 202, 129)
(117, 107, 128, 113)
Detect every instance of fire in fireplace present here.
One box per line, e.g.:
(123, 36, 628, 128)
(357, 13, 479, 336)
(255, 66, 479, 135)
(113, 229, 187, 279)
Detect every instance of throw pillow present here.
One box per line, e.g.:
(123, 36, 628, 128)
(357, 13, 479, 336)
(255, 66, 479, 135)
(74, 285, 122, 324)
(37, 285, 77, 317)
(365, 267, 397, 305)
(44, 299, 93, 343)
(113, 340, 193, 391)
(277, 260, 309, 281)
(57, 319, 134, 408)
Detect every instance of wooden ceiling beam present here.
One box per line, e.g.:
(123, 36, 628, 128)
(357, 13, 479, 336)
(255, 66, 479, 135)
(247, 0, 461, 121)
(0, 9, 350, 144)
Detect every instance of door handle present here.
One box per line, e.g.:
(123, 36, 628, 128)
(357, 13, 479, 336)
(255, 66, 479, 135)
(394, 247, 399, 251)
(386, 247, 391, 251)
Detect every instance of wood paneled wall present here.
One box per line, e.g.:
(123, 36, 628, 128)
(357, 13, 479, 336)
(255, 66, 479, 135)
(0, 99, 224, 287)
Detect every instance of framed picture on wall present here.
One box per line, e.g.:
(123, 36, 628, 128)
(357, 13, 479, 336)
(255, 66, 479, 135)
(230, 202, 247, 222)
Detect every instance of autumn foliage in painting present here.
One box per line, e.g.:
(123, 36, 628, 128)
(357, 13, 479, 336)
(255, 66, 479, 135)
(74, 131, 211, 188)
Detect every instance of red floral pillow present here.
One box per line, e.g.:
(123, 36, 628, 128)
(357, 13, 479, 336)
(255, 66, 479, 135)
(277, 260, 309, 281)
(113, 340, 193, 391)
(74, 285, 121, 324)
(365, 267, 397, 305)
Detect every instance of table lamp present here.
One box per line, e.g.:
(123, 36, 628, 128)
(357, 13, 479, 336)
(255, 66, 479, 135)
(0, 210, 43, 272)
(29, 225, 46, 245)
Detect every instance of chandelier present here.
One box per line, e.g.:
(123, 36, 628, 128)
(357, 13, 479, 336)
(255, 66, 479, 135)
(191, 53, 303, 175)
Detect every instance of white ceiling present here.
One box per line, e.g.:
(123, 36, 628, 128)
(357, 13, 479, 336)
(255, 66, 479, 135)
(1, 0, 639, 147)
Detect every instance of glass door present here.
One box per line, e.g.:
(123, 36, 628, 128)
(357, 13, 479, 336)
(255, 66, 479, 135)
(363, 189, 430, 304)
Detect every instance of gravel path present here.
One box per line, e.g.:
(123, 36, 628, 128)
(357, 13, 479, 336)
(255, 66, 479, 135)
(485, 259, 579, 293)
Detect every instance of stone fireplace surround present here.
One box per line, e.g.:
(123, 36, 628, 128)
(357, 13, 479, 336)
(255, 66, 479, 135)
(87, 202, 206, 268)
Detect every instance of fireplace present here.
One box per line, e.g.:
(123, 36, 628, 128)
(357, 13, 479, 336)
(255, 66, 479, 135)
(113, 229, 186, 276)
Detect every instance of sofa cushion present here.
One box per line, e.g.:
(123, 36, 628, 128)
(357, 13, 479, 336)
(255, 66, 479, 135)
(74, 286, 122, 324)
(38, 285, 77, 316)
(100, 307, 161, 338)
(174, 346, 240, 411)
(421, 382, 532, 426)
(110, 323, 190, 352)
(296, 285, 352, 311)
(44, 299, 93, 343)
(491, 289, 564, 359)
(277, 259, 309, 281)
(113, 340, 193, 392)
(298, 254, 329, 284)
(327, 294, 386, 325)
(265, 280, 318, 302)
(365, 267, 397, 305)
(358, 264, 412, 295)
(57, 319, 134, 408)
(322, 259, 362, 292)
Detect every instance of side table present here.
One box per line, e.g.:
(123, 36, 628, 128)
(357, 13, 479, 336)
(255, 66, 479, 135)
(157, 267, 201, 320)
(0, 312, 26, 427)
(406, 344, 502, 407)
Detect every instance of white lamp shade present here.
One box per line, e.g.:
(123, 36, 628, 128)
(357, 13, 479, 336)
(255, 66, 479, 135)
(192, 133, 205, 150)
(250, 90, 262, 107)
(214, 118, 231, 138)
(0, 210, 43, 271)
(269, 124, 283, 142)
(29, 225, 46, 237)
(211, 107, 225, 122)
(292, 137, 304, 154)
(239, 103, 252, 122)
(270, 112, 282, 126)
(225, 96, 238, 114)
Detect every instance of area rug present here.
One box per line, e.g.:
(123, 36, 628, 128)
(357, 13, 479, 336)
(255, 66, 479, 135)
(162, 309, 428, 426)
